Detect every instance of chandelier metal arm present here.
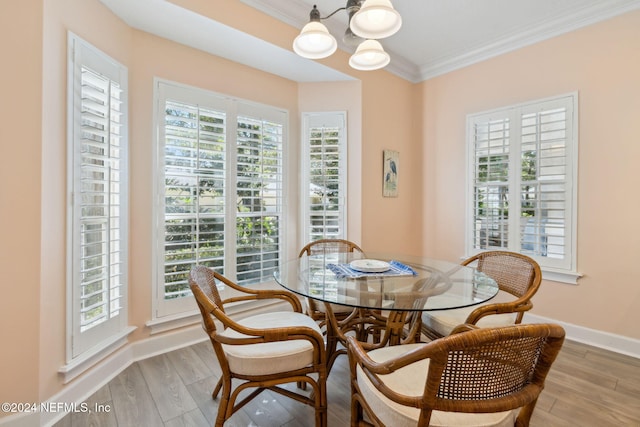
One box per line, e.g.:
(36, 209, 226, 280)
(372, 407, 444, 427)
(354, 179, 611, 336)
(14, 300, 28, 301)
(312, 0, 362, 21)
(320, 7, 346, 21)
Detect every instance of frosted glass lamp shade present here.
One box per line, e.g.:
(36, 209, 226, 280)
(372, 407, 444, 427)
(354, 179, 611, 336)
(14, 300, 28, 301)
(350, 0, 402, 39)
(348, 39, 390, 70)
(293, 22, 338, 59)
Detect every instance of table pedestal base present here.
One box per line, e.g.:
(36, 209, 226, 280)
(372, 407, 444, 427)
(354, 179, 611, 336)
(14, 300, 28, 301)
(323, 303, 423, 373)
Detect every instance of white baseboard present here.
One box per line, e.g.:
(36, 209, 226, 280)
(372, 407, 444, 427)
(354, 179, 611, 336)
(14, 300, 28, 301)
(524, 313, 640, 359)
(1, 312, 638, 427)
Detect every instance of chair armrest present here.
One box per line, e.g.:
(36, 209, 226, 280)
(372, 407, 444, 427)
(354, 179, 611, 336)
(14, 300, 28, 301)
(465, 298, 533, 325)
(450, 324, 479, 335)
(346, 336, 431, 408)
(346, 336, 431, 375)
(222, 289, 303, 313)
(215, 272, 303, 313)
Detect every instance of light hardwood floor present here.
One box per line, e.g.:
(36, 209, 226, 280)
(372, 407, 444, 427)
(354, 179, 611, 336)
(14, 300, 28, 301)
(54, 338, 640, 427)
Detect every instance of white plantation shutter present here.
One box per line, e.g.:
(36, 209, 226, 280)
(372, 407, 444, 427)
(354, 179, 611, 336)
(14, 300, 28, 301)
(471, 117, 511, 249)
(236, 111, 284, 284)
(467, 95, 577, 274)
(156, 82, 286, 317)
(68, 34, 128, 357)
(162, 100, 226, 304)
(302, 113, 347, 243)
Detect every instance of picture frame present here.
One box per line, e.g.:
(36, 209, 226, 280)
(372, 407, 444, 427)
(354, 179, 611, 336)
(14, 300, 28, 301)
(383, 149, 399, 197)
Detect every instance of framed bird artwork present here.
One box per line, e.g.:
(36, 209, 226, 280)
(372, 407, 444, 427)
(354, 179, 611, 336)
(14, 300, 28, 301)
(383, 149, 399, 197)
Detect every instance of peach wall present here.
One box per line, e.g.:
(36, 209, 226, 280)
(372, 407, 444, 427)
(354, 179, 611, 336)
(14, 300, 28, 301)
(0, 0, 43, 406)
(420, 10, 640, 339)
(353, 71, 422, 256)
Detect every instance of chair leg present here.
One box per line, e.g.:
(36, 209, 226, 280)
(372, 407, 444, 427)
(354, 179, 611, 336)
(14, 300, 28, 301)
(211, 377, 223, 399)
(351, 394, 363, 427)
(315, 372, 328, 427)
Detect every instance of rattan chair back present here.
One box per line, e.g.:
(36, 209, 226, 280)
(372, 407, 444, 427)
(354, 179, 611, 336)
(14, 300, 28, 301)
(349, 323, 565, 427)
(299, 238, 364, 257)
(463, 251, 541, 298)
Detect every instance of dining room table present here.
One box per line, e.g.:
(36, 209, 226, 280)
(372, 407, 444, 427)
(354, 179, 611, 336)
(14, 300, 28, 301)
(273, 251, 499, 372)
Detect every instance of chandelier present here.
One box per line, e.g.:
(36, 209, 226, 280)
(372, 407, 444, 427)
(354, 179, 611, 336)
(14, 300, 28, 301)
(293, 0, 402, 71)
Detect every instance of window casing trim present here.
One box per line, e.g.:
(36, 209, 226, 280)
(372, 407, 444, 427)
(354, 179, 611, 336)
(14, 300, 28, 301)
(300, 111, 348, 246)
(66, 32, 130, 362)
(464, 92, 580, 281)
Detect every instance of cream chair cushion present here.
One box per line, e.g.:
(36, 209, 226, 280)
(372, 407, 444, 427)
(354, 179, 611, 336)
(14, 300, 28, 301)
(219, 312, 322, 376)
(356, 343, 517, 427)
(422, 290, 518, 337)
(309, 301, 355, 314)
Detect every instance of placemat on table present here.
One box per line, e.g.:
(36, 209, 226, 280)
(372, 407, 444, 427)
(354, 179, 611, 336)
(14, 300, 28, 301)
(326, 260, 418, 279)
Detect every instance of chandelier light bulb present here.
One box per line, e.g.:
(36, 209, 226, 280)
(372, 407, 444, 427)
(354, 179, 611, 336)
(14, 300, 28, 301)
(350, 0, 402, 39)
(293, 21, 338, 59)
(349, 39, 390, 70)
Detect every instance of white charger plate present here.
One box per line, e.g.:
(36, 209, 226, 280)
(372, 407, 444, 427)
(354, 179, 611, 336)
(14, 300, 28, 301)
(349, 259, 391, 273)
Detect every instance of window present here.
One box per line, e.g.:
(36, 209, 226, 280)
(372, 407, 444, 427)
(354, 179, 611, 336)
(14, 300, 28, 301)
(155, 81, 286, 317)
(466, 94, 578, 280)
(301, 112, 347, 243)
(67, 33, 129, 358)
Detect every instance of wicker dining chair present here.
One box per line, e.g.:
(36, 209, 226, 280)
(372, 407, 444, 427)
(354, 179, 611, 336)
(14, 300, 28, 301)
(298, 239, 365, 329)
(422, 251, 542, 340)
(348, 323, 565, 427)
(189, 265, 327, 427)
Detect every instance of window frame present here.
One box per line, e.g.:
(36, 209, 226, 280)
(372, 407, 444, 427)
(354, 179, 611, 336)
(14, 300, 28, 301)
(153, 79, 288, 319)
(465, 93, 580, 283)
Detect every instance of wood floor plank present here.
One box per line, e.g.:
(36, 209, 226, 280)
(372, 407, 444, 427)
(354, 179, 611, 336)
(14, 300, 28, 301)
(166, 345, 216, 385)
(68, 401, 118, 427)
(191, 340, 222, 378)
(163, 407, 210, 427)
(137, 353, 198, 422)
(550, 352, 619, 390)
(239, 388, 296, 427)
(530, 407, 579, 427)
(108, 364, 164, 427)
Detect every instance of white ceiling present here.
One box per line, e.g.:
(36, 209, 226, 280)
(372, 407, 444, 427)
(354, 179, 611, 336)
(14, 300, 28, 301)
(101, 0, 640, 83)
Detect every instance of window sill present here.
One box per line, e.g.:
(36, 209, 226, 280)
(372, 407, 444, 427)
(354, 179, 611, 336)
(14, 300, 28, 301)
(541, 268, 582, 285)
(146, 311, 202, 335)
(59, 326, 137, 384)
